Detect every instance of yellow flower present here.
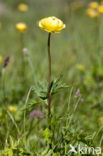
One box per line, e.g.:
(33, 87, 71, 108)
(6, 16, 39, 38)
(98, 5, 103, 13)
(16, 23, 27, 33)
(0, 56, 3, 63)
(86, 8, 99, 18)
(8, 106, 17, 112)
(39, 16, 66, 33)
(17, 3, 28, 12)
(88, 2, 99, 9)
(76, 64, 85, 72)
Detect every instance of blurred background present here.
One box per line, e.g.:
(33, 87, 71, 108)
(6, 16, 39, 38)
(0, 0, 103, 154)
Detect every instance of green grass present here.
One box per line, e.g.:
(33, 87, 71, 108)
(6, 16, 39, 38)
(0, 0, 103, 155)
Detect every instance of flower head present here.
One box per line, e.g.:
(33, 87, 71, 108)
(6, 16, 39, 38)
(39, 16, 66, 33)
(88, 2, 99, 9)
(76, 64, 85, 72)
(22, 48, 29, 56)
(17, 3, 28, 12)
(0, 56, 3, 64)
(29, 110, 44, 119)
(86, 8, 99, 18)
(16, 23, 27, 33)
(98, 5, 103, 14)
(8, 106, 17, 112)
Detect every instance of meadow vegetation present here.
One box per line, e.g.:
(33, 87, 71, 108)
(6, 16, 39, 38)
(0, 0, 103, 155)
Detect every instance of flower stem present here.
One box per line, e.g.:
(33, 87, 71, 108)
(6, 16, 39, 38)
(47, 33, 52, 149)
(47, 33, 51, 126)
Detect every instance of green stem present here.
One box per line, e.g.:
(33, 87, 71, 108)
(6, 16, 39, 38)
(47, 32, 52, 148)
(47, 33, 51, 120)
(23, 87, 32, 135)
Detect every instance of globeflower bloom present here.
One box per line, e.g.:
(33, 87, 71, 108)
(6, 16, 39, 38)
(8, 106, 17, 112)
(76, 64, 85, 72)
(98, 5, 103, 14)
(17, 3, 28, 12)
(39, 16, 66, 33)
(16, 23, 27, 33)
(88, 2, 99, 9)
(86, 8, 99, 18)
